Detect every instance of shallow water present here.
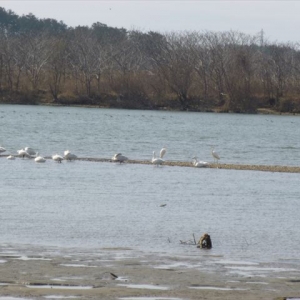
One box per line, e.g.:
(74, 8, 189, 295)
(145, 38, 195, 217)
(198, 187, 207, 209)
(0, 298, 33, 300)
(26, 285, 93, 290)
(1, 104, 300, 273)
(119, 298, 182, 300)
(118, 284, 169, 290)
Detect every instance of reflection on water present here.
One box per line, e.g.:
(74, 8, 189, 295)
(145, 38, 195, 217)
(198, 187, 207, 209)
(1, 104, 300, 273)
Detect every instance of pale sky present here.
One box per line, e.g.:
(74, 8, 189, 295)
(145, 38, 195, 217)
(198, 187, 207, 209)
(0, 1, 299, 43)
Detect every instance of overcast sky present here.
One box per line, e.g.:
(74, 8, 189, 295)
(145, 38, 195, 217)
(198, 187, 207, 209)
(0, 1, 298, 44)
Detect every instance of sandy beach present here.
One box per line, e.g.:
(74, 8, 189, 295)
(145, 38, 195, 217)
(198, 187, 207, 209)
(0, 244, 299, 300)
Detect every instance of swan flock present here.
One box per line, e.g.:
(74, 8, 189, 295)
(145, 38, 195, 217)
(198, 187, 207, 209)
(1, 145, 220, 168)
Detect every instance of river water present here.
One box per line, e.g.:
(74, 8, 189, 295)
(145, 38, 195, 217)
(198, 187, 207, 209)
(1, 104, 300, 276)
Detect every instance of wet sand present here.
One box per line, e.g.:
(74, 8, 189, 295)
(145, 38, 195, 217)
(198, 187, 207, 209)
(0, 245, 299, 300)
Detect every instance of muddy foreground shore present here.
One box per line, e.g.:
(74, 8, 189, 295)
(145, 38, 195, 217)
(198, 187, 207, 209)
(0, 244, 299, 300)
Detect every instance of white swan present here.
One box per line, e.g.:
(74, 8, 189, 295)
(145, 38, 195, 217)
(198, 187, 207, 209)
(111, 153, 128, 163)
(25, 147, 37, 156)
(7, 155, 15, 160)
(64, 150, 70, 156)
(211, 147, 220, 163)
(192, 157, 209, 168)
(52, 154, 63, 163)
(28, 151, 39, 159)
(35, 155, 46, 163)
(152, 151, 164, 166)
(160, 147, 167, 159)
(0, 146, 6, 153)
(64, 150, 77, 161)
(17, 147, 37, 159)
(17, 149, 30, 159)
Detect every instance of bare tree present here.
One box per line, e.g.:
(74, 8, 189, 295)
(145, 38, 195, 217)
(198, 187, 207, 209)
(47, 37, 68, 101)
(18, 32, 52, 91)
(109, 32, 143, 95)
(68, 27, 100, 98)
(91, 42, 111, 95)
(0, 34, 15, 91)
(147, 32, 198, 110)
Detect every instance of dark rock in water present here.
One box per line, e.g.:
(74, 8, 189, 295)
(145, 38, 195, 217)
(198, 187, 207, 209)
(197, 233, 212, 249)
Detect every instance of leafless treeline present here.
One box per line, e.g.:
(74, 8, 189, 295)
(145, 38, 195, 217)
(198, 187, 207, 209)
(1, 25, 300, 112)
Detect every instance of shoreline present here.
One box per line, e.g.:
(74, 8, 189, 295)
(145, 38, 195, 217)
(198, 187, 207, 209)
(0, 243, 298, 300)
(2, 155, 300, 173)
(2, 101, 300, 116)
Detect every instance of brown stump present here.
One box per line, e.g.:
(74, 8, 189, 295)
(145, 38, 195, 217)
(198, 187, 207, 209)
(197, 233, 212, 249)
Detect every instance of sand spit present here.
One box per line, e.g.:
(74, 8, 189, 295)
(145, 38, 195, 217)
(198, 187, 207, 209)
(52, 157, 300, 173)
(2, 155, 300, 173)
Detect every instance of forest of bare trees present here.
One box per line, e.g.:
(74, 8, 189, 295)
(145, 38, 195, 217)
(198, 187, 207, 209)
(1, 7, 300, 113)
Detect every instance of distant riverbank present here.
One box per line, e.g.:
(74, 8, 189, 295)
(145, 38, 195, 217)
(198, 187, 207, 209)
(2, 100, 300, 117)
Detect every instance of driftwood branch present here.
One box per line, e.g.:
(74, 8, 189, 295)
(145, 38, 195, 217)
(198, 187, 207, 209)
(180, 233, 197, 245)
